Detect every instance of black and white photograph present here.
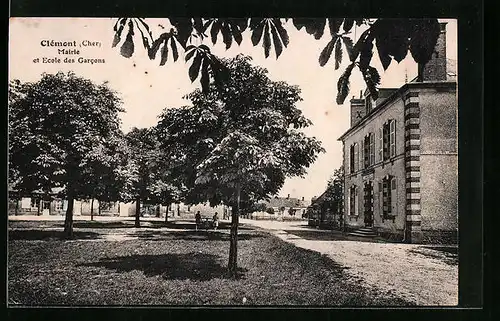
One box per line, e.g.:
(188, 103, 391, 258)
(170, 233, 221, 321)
(8, 17, 460, 306)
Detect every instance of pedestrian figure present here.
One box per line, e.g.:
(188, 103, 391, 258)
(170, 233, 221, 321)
(213, 212, 219, 231)
(195, 211, 201, 231)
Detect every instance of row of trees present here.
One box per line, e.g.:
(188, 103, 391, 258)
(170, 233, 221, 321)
(8, 55, 324, 275)
(8, 73, 184, 233)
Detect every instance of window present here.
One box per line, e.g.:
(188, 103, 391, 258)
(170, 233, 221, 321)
(369, 133, 375, 165)
(55, 201, 63, 211)
(383, 122, 389, 160)
(389, 119, 396, 157)
(363, 133, 375, 168)
(349, 186, 358, 216)
(382, 175, 396, 218)
(382, 120, 396, 160)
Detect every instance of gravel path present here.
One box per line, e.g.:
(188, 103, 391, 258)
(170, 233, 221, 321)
(240, 219, 458, 306)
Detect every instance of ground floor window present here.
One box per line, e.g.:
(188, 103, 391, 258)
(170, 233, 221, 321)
(349, 185, 359, 216)
(382, 175, 397, 218)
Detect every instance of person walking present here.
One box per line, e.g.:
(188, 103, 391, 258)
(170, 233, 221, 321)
(213, 212, 219, 231)
(195, 211, 201, 231)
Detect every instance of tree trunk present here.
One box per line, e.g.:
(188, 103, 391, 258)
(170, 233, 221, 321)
(165, 203, 170, 222)
(37, 199, 41, 216)
(98, 201, 102, 216)
(63, 197, 75, 238)
(177, 203, 180, 216)
(228, 183, 241, 277)
(15, 198, 19, 215)
(90, 198, 94, 221)
(135, 197, 141, 228)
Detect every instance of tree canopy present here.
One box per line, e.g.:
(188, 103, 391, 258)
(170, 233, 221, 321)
(156, 55, 324, 209)
(112, 18, 441, 103)
(8, 72, 124, 236)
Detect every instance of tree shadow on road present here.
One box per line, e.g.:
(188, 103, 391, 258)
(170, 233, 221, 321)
(8, 229, 101, 241)
(81, 253, 247, 280)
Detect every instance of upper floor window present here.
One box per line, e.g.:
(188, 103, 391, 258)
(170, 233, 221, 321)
(382, 119, 397, 160)
(363, 133, 375, 168)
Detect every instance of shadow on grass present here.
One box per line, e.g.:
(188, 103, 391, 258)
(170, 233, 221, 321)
(63, 221, 137, 229)
(131, 230, 263, 241)
(81, 253, 247, 280)
(146, 220, 254, 231)
(8, 229, 101, 241)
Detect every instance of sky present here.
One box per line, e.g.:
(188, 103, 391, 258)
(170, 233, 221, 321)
(8, 18, 457, 200)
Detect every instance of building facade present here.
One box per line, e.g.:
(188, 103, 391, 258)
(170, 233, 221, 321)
(338, 23, 457, 243)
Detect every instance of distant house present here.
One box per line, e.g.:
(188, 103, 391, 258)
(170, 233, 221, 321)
(307, 190, 342, 228)
(260, 194, 311, 217)
(8, 186, 229, 219)
(8, 185, 126, 217)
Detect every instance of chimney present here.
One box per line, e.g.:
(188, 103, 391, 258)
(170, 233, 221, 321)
(350, 96, 366, 127)
(287, 194, 290, 199)
(418, 22, 447, 81)
(302, 196, 304, 201)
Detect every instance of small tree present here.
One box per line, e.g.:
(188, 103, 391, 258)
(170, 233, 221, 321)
(324, 166, 345, 226)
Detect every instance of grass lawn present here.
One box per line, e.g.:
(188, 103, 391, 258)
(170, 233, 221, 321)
(8, 220, 412, 306)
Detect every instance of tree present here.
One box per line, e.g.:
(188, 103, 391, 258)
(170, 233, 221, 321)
(80, 133, 131, 220)
(156, 55, 324, 276)
(323, 166, 345, 226)
(124, 127, 181, 227)
(111, 18, 441, 103)
(8, 72, 124, 237)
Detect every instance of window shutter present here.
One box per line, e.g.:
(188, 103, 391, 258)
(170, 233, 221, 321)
(387, 175, 392, 214)
(349, 144, 354, 173)
(369, 133, 375, 165)
(378, 127, 383, 161)
(364, 135, 369, 168)
(390, 119, 396, 157)
(350, 187, 355, 215)
(354, 143, 358, 172)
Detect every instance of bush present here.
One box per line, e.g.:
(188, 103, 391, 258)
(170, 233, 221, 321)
(266, 207, 275, 214)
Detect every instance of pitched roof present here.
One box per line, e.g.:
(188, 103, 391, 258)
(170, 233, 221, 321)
(262, 197, 308, 208)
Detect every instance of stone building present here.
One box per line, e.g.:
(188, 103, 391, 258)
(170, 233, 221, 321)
(338, 22, 457, 243)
